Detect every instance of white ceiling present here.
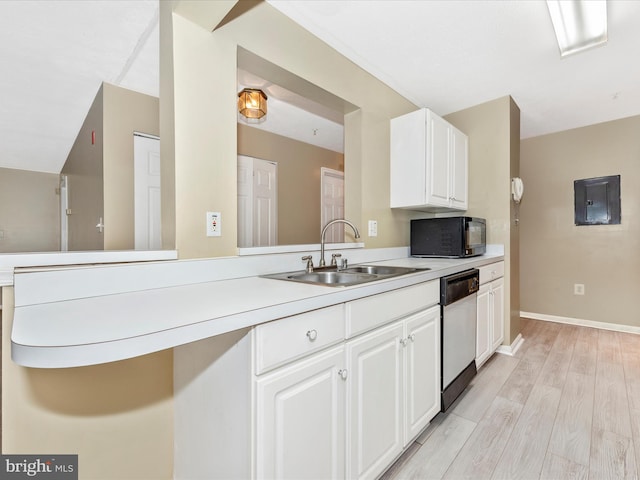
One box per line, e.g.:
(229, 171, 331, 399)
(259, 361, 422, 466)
(268, 0, 640, 139)
(0, 0, 159, 174)
(237, 68, 345, 154)
(3, 0, 640, 174)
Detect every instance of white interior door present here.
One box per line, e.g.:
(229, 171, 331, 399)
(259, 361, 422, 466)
(253, 159, 277, 247)
(237, 155, 277, 248)
(237, 155, 254, 248)
(321, 168, 345, 243)
(134, 133, 161, 250)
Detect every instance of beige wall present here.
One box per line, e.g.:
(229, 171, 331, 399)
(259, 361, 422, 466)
(167, 2, 416, 259)
(2, 288, 173, 479)
(62, 84, 105, 251)
(446, 96, 521, 344)
(103, 83, 160, 250)
(0, 168, 60, 252)
(238, 124, 344, 245)
(61, 82, 159, 251)
(520, 114, 640, 328)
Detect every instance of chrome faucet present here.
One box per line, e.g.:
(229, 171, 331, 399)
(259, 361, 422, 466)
(319, 219, 361, 267)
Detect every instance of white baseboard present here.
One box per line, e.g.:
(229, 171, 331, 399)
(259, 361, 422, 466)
(521, 311, 640, 335)
(496, 333, 524, 356)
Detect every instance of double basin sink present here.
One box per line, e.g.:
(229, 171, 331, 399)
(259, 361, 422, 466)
(263, 265, 430, 287)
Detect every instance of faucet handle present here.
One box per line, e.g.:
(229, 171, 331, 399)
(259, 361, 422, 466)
(331, 253, 342, 266)
(301, 255, 314, 273)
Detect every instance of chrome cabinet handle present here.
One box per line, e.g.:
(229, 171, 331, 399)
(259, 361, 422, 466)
(306, 329, 318, 341)
(338, 369, 348, 380)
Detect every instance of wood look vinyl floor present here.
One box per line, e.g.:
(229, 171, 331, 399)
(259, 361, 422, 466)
(382, 318, 640, 480)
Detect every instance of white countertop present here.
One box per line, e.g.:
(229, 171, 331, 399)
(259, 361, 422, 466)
(10, 250, 503, 368)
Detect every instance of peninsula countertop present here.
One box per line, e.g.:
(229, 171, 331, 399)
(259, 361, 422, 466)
(10, 250, 503, 368)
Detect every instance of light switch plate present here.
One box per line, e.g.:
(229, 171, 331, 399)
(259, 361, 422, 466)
(206, 212, 221, 237)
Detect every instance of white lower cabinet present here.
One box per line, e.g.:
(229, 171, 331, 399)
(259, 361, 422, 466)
(476, 283, 492, 366)
(255, 345, 346, 480)
(347, 322, 404, 479)
(476, 262, 505, 368)
(490, 278, 505, 351)
(405, 306, 441, 442)
(346, 305, 441, 480)
(174, 281, 441, 480)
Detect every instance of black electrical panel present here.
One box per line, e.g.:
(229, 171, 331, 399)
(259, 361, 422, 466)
(574, 175, 621, 226)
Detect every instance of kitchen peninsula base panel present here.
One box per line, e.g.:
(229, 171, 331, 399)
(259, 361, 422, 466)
(174, 328, 252, 480)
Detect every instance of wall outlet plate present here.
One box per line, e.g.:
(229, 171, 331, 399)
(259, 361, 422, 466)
(368, 220, 378, 237)
(206, 212, 221, 237)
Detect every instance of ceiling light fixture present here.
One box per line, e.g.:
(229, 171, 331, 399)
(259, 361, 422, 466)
(546, 0, 607, 57)
(238, 88, 267, 121)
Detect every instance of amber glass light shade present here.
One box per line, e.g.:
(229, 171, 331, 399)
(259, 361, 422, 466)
(238, 88, 268, 119)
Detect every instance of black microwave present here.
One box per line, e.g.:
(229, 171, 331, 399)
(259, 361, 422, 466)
(410, 217, 486, 258)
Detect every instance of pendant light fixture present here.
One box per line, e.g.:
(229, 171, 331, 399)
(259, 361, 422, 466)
(237, 88, 268, 120)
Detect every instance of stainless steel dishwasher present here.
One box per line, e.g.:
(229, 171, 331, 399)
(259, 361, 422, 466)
(440, 268, 480, 411)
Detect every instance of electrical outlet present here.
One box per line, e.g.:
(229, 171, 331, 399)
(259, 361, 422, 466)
(574, 283, 585, 295)
(368, 220, 378, 237)
(206, 212, 221, 237)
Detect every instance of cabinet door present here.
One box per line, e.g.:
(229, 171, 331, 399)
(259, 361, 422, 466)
(390, 108, 427, 208)
(476, 283, 491, 368)
(347, 322, 404, 480)
(450, 126, 468, 210)
(404, 305, 441, 443)
(491, 278, 505, 351)
(426, 111, 451, 207)
(255, 345, 346, 480)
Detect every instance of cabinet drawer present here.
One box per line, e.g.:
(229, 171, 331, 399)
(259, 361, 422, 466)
(479, 261, 504, 284)
(346, 281, 439, 338)
(255, 305, 345, 375)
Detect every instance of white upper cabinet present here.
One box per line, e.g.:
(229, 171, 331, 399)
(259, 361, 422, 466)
(390, 108, 468, 211)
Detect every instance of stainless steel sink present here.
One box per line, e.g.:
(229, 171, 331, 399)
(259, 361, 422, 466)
(262, 265, 430, 287)
(285, 271, 379, 286)
(341, 265, 423, 276)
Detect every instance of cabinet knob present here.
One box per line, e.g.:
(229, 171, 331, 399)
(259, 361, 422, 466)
(408, 333, 416, 342)
(338, 369, 348, 380)
(306, 329, 318, 341)
(400, 338, 408, 347)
